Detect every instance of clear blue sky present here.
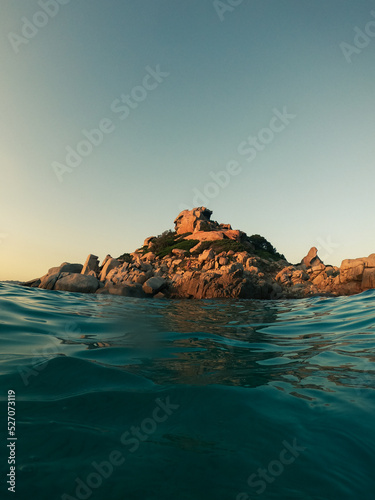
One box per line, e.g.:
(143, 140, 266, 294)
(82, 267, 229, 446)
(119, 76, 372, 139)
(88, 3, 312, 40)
(1, 0, 375, 280)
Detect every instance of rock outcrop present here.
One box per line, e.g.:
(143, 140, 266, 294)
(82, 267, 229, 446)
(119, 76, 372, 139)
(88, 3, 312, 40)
(54, 274, 99, 293)
(21, 207, 375, 300)
(81, 254, 99, 275)
(301, 247, 323, 268)
(29, 261, 99, 294)
(142, 277, 167, 295)
(173, 207, 243, 242)
(174, 207, 215, 235)
(99, 258, 121, 281)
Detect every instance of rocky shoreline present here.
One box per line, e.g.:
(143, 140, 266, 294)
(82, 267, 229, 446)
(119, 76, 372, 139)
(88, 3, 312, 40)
(22, 207, 375, 300)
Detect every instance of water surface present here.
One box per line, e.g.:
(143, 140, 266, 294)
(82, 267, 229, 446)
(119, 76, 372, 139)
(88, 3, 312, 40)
(0, 283, 374, 499)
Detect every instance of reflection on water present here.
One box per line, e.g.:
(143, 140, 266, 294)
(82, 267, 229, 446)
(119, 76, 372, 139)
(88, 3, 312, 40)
(49, 292, 375, 397)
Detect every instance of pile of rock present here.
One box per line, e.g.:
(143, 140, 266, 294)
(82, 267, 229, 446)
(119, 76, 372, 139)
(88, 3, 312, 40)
(275, 248, 339, 298)
(174, 206, 243, 242)
(275, 246, 375, 297)
(21, 207, 375, 300)
(23, 259, 100, 294)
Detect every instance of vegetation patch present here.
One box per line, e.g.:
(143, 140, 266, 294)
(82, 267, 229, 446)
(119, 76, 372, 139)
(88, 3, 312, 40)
(118, 231, 285, 263)
(158, 239, 200, 258)
(117, 253, 133, 263)
(143, 230, 199, 258)
(190, 239, 248, 254)
(190, 241, 211, 254)
(248, 234, 285, 261)
(150, 230, 176, 255)
(210, 239, 249, 253)
(189, 234, 285, 261)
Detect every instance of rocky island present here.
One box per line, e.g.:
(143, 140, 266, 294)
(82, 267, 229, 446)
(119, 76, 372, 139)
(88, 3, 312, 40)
(22, 207, 375, 299)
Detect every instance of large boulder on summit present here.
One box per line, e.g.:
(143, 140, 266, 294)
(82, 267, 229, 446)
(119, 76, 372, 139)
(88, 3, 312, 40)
(54, 274, 99, 293)
(175, 207, 243, 242)
(174, 207, 215, 235)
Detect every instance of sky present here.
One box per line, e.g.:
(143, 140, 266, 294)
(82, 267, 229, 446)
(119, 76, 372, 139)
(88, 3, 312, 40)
(1, 0, 375, 281)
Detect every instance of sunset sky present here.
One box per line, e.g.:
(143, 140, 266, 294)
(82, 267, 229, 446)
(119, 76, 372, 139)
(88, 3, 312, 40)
(1, 0, 375, 281)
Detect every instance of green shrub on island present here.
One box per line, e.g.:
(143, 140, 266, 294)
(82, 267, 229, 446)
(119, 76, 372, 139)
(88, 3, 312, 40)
(190, 241, 211, 254)
(157, 239, 200, 258)
(248, 234, 286, 261)
(189, 235, 285, 262)
(148, 230, 197, 258)
(119, 231, 285, 263)
(189, 239, 248, 255)
(117, 253, 133, 263)
(211, 239, 249, 254)
(150, 230, 176, 255)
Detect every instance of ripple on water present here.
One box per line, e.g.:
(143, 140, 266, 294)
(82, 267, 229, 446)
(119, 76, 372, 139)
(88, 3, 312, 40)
(0, 282, 374, 499)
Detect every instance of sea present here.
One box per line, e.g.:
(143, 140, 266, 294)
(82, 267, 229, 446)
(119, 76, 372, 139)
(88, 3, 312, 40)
(0, 282, 374, 500)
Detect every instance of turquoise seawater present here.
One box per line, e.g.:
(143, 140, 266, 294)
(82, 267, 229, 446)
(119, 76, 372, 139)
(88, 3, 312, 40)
(0, 282, 374, 500)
